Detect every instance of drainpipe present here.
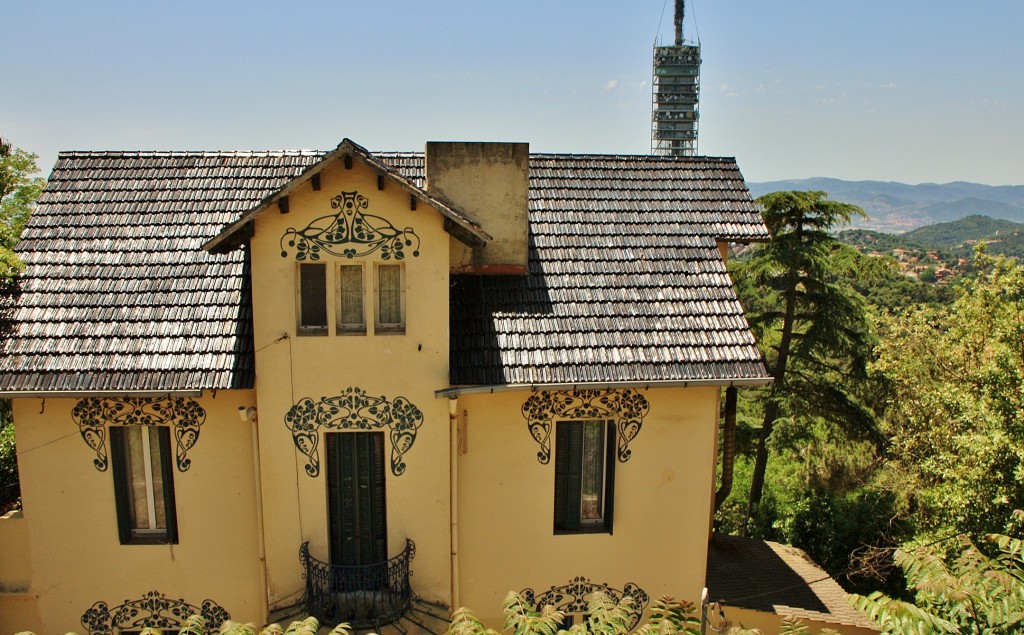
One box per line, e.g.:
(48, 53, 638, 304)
(243, 406, 270, 623)
(448, 396, 460, 611)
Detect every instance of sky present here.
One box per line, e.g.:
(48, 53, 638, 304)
(3, 0, 1022, 186)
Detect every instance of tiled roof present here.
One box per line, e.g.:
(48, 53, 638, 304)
(0, 151, 322, 392)
(706, 534, 876, 631)
(378, 153, 769, 386)
(0, 148, 769, 393)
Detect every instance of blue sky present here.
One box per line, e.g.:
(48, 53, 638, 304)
(3, 0, 1022, 185)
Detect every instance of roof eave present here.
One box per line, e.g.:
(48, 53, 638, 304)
(434, 376, 773, 398)
(0, 389, 205, 399)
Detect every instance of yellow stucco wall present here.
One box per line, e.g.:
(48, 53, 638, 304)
(248, 156, 454, 610)
(453, 386, 720, 626)
(0, 509, 31, 590)
(0, 509, 33, 628)
(0, 390, 262, 635)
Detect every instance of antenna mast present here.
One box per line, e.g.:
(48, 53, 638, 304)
(674, 0, 684, 46)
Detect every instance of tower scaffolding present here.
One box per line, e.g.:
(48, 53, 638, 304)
(651, 0, 701, 156)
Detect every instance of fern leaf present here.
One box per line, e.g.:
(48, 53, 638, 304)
(281, 617, 319, 635)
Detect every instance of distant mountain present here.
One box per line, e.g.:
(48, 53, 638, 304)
(838, 216, 1024, 279)
(747, 178, 1024, 232)
(903, 215, 1024, 249)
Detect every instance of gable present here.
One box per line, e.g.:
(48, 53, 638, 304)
(203, 139, 490, 255)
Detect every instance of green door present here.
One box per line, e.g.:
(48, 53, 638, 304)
(326, 432, 387, 567)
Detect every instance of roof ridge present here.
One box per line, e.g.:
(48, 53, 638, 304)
(54, 149, 738, 162)
(57, 149, 327, 158)
(529, 153, 737, 162)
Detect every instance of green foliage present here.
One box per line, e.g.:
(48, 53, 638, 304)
(0, 416, 16, 488)
(448, 591, 833, 635)
(0, 138, 44, 280)
(450, 592, 701, 635)
(872, 250, 1024, 540)
(851, 517, 1024, 633)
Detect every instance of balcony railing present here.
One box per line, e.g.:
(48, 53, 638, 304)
(300, 539, 416, 629)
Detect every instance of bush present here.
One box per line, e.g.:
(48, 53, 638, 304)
(0, 417, 16, 488)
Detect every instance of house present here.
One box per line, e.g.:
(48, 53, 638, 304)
(0, 138, 857, 634)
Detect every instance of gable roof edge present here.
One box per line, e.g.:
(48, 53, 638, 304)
(201, 138, 492, 254)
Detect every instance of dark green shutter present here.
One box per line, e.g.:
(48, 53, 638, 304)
(299, 263, 328, 331)
(110, 427, 133, 544)
(603, 422, 616, 533)
(554, 422, 583, 531)
(327, 432, 387, 567)
(156, 427, 179, 544)
(367, 433, 387, 563)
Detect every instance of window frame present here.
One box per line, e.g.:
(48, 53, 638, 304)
(374, 263, 406, 334)
(335, 262, 366, 334)
(553, 419, 616, 534)
(110, 426, 179, 545)
(297, 262, 329, 336)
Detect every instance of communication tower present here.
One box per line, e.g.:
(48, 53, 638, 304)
(651, 0, 701, 156)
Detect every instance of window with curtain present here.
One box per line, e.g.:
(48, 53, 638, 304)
(336, 263, 365, 333)
(111, 426, 178, 544)
(375, 264, 405, 333)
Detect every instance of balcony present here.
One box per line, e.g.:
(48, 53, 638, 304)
(300, 540, 415, 630)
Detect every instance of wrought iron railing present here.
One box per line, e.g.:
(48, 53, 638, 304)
(300, 539, 416, 629)
(0, 481, 21, 515)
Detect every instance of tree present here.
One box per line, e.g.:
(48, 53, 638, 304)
(732, 191, 877, 528)
(0, 138, 43, 508)
(0, 137, 45, 281)
(872, 249, 1024, 541)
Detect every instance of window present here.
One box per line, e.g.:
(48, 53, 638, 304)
(374, 264, 405, 333)
(336, 263, 365, 333)
(554, 420, 615, 533)
(298, 263, 328, 335)
(110, 426, 178, 544)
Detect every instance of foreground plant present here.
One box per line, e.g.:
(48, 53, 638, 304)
(851, 514, 1024, 633)
(13, 614, 353, 635)
(447, 591, 831, 635)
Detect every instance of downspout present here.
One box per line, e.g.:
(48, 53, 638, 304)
(448, 396, 461, 611)
(244, 407, 270, 622)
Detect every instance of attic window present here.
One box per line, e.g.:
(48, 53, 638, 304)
(298, 263, 328, 336)
(374, 264, 405, 334)
(336, 263, 366, 333)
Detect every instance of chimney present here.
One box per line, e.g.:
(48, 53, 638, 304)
(425, 142, 530, 274)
